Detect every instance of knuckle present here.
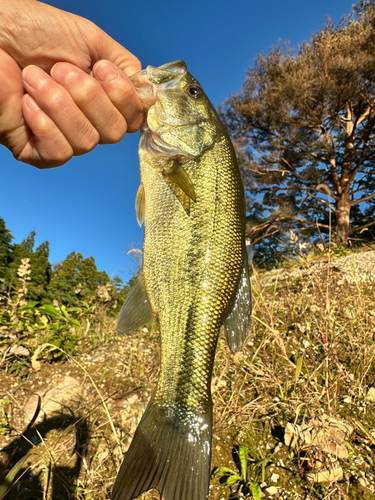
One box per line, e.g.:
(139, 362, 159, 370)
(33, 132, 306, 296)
(70, 76, 100, 105)
(74, 125, 100, 155)
(126, 112, 144, 134)
(17, 142, 73, 169)
(100, 115, 127, 144)
(46, 86, 67, 108)
(46, 147, 73, 167)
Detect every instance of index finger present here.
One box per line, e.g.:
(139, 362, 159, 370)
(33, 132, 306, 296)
(92, 60, 144, 133)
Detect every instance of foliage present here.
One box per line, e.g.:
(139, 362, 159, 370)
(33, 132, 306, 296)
(0, 398, 11, 436)
(1, 245, 375, 498)
(212, 444, 263, 499)
(0, 216, 130, 308)
(221, 0, 375, 264)
(0, 454, 30, 500)
(0, 218, 13, 281)
(0, 216, 133, 373)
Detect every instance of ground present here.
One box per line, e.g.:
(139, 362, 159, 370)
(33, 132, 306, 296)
(1, 248, 375, 499)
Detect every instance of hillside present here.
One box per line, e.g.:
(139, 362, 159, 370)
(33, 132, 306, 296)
(1, 247, 375, 499)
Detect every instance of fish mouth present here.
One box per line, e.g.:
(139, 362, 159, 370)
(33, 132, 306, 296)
(130, 61, 187, 111)
(132, 61, 198, 159)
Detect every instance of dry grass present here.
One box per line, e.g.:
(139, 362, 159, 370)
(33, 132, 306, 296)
(2, 248, 375, 499)
(211, 250, 375, 499)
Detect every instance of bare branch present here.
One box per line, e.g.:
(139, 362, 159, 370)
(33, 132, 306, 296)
(316, 183, 337, 199)
(356, 98, 375, 127)
(252, 229, 281, 244)
(305, 191, 333, 208)
(349, 220, 375, 234)
(350, 191, 375, 206)
(350, 180, 375, 195)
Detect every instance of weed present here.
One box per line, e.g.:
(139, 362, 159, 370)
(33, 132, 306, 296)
(213, 443, 265, 499)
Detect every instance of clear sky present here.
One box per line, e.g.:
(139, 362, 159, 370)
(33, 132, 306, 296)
(0, 0, 353, 282)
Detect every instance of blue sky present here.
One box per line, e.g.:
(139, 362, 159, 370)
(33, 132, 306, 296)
(0, 0, 353, 282)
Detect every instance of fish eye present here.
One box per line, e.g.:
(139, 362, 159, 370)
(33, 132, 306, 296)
(186, 85, 203, 98)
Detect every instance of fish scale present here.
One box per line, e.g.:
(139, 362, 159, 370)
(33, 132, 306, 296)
(113, 61, 251, 500)
(143, 139, 242, 409)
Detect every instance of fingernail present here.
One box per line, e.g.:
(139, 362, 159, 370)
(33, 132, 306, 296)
(51, 63, 80, 85)
(24, 94, 40, 111)
(22, 66, 48, 89)
(94, 60, 119, 83)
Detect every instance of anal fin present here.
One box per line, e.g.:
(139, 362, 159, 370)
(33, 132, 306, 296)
(116, 269, 155, 334)
(224, 249, 252, 353)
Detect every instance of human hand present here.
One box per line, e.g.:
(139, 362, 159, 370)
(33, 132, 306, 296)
(0, 0, 144, 168)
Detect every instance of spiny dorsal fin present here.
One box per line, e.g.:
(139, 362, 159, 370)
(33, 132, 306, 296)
(223, 249, 252, 352)
(163, 161, 196, 202)
(116, 269, 155, 334)
(135, 183, 145, 227)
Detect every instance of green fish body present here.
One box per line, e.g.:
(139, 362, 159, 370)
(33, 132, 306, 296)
(112, 61, 251, 500)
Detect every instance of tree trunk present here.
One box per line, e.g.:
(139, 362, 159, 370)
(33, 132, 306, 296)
(335, 194, 351, 246)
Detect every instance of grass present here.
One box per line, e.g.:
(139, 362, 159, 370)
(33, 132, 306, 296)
(1, 245, 375, 499)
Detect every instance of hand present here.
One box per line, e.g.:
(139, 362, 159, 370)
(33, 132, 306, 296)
(0, 0, 144, 168)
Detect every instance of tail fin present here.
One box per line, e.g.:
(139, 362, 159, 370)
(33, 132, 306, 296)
(112, 397, 212, 500)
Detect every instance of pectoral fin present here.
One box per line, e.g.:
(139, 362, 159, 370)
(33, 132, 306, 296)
(116, 269, 155, 334)
(163, 161, 196, 202)
(135, 183, 146, 227)
(224, 250, 252, 353)
(163, 176, 191, 215)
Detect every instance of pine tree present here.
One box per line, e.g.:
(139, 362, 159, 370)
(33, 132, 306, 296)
(0, 220, 129, 306)
(47, 252, 112, 304)
(0, 217, 13, 281)
(28, 241, 51, 300)
(221, 0, 375, 260)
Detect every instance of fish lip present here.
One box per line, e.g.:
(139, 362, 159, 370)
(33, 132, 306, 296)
(131, 66, 186, 111)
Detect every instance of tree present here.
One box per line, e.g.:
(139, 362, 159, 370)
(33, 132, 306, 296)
(0, 219, 130, 306)
(221, 0, 375, 260)
(47, 252, 112, 304)
(28, 241, 51, 300)
(2, 230, 52, 300)
(0, 217, 13, 281)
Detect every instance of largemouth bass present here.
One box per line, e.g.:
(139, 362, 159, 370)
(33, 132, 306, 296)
(112, 61, 252, 500)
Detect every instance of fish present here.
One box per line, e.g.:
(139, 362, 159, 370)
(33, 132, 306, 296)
(112, 60, 252, 500)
